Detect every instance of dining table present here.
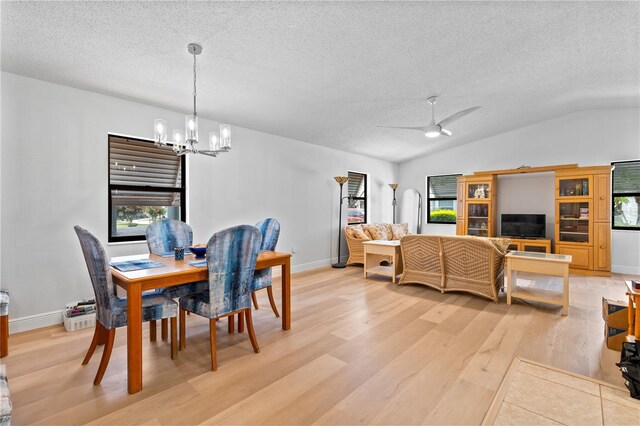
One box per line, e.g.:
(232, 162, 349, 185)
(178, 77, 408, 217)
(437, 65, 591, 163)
(110, 250, 292, 394)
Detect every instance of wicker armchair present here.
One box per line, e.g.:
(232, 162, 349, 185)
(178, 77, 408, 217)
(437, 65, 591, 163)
(399, 235, 507, 302)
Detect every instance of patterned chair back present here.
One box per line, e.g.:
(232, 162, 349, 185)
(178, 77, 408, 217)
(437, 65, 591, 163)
(145, 219, 193, 255)
(256, 218, 280, 251)
(74, 226, 117, 328)
(205, 225, 262, 318)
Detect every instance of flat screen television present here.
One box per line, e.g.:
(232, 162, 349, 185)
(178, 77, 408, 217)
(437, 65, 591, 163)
(501, 214, 546, 238)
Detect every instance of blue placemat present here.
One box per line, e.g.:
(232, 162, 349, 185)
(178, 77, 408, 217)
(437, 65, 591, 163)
(110, 259, 164, 272)
(156, 248, 193, 258)
(186, 259, 207, 268)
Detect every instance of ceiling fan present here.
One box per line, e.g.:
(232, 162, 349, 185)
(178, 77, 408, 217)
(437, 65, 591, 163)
(380, 96, 480, 138)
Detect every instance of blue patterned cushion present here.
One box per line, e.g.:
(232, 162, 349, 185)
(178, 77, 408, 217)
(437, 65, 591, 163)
(158, 281, 208, 299)
(0, 365, 12, 426)
(145, 220, 193, 255)
(144, 220, 204, 299)
(180, 225, 261, 319)
(108, 293, 178, 329)
(251, 218, 280, 291)
(74, 226, 178, 330)
(0, 291, 8, 317)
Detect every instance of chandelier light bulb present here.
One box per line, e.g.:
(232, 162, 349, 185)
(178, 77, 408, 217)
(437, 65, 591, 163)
(154, 119, 168, 145)
(209, 131, 219, 152)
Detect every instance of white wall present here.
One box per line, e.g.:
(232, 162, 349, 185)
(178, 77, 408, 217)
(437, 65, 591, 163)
(0, 72, 398, 329)
(399, 108, 640, 275)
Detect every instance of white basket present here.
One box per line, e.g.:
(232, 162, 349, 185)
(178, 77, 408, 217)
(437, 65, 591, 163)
(64, 312, 96, 332)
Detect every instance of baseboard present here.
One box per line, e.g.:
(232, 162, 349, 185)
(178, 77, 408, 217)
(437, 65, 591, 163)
(9, 309, 64, 334)
(271, 256, 347, 277)
(612, 265, 640, 276)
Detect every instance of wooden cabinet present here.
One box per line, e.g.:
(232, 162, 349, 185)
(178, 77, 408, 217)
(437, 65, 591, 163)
(555, 166, 610, 275)
(458, 175, 497, 237)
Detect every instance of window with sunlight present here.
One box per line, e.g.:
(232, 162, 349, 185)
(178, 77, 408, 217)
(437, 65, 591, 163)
(108, 135, 186, 242)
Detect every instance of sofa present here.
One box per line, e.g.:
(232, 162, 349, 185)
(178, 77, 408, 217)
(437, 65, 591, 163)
(398, 235, 510, 302)
(344, 223, 409, 265)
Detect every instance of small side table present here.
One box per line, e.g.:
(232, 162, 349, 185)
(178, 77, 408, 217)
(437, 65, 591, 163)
(363, 240, 403, 283)
(625, 281, 640, 339)
(505, 251, 572, 316)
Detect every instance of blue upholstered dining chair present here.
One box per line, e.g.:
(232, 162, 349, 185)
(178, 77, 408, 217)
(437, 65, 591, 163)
(74, 225, 178, 385)
(145, 219, 208, 340)
(251, 218, 281, 317)
(178, 225, 262, 371)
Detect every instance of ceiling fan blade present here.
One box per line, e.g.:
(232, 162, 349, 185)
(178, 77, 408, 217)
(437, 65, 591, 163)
(437, 106, 481, 129)
(377, 125, 428, 132)
(440, 128, 452, 136)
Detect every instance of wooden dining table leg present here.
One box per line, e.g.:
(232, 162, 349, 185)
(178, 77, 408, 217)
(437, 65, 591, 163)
(282, 256, 291, 330)
(126, 282, 143, 394)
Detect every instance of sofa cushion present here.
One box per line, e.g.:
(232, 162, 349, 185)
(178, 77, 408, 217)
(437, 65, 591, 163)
(345, 225, 371, 240)
(363, 224, 390, 240)
(468, 236, 511, 254)
(390, 223, 409, 240)
(487, 237, 512, 254)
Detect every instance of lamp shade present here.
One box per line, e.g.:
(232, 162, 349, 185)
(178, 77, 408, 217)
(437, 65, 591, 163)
(220, 124, 231, 149)
(154, 119, 168, 145)
(334, 176, 349, 185)
(185, 115, 198, 143)
(389, 183, 398, 190)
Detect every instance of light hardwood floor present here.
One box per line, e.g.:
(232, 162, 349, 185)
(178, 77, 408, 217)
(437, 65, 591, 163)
(3, 267, 636, 425)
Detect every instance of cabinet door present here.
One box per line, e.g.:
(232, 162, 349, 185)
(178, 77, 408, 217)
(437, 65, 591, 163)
(466, 181, 493, 201)
(556, 245, 593, 270)
(556, 175, 592, 199)
(456, 179, 465, 220)
(593, 173, 610, 222)
(556, 200, 592, 245)
(467, 202, 490, 237)
(594, 222, 611, 271)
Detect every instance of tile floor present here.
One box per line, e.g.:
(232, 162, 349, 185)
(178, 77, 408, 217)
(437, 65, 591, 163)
(485, 357, 640, 425)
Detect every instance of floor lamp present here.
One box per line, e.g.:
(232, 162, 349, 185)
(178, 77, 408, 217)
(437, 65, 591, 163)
(389, 184, 398, 224)
(333, 176, 349, 268)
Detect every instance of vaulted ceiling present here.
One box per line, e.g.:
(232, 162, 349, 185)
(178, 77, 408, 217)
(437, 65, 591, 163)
(2, 1, 638, 163)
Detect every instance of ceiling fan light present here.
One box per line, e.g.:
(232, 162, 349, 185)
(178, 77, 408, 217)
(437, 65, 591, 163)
(425, 130, 440, 138)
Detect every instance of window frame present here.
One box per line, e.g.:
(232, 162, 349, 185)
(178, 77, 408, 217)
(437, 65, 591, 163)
(611, 159, 640, 231)
(426, 173, 461, 225)
(347, 171, 368, 225)
(107, 134, 187, 243)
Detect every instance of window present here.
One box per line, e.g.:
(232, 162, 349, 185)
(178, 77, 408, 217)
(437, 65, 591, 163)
(612, 160, 640, 230)
(427, 174, 461, 224)
(108, 135, 186, 242)
(347, 171, 367, 224)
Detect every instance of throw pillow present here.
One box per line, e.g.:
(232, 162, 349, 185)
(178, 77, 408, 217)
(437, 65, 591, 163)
(344, 225, 359, 239)
(391, 223, 410, 240)
(488, 237, 512, 254)
(363, 224, 389, 240)
(352, 228, 371, 240)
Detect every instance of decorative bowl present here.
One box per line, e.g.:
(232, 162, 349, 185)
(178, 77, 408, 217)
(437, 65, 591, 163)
(189, 246, 207, 259)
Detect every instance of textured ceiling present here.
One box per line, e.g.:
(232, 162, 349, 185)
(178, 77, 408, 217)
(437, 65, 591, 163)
(2, 1, 639, 163)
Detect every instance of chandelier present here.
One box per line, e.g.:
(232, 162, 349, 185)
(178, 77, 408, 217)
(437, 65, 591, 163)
(153, 43, 231, 157)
